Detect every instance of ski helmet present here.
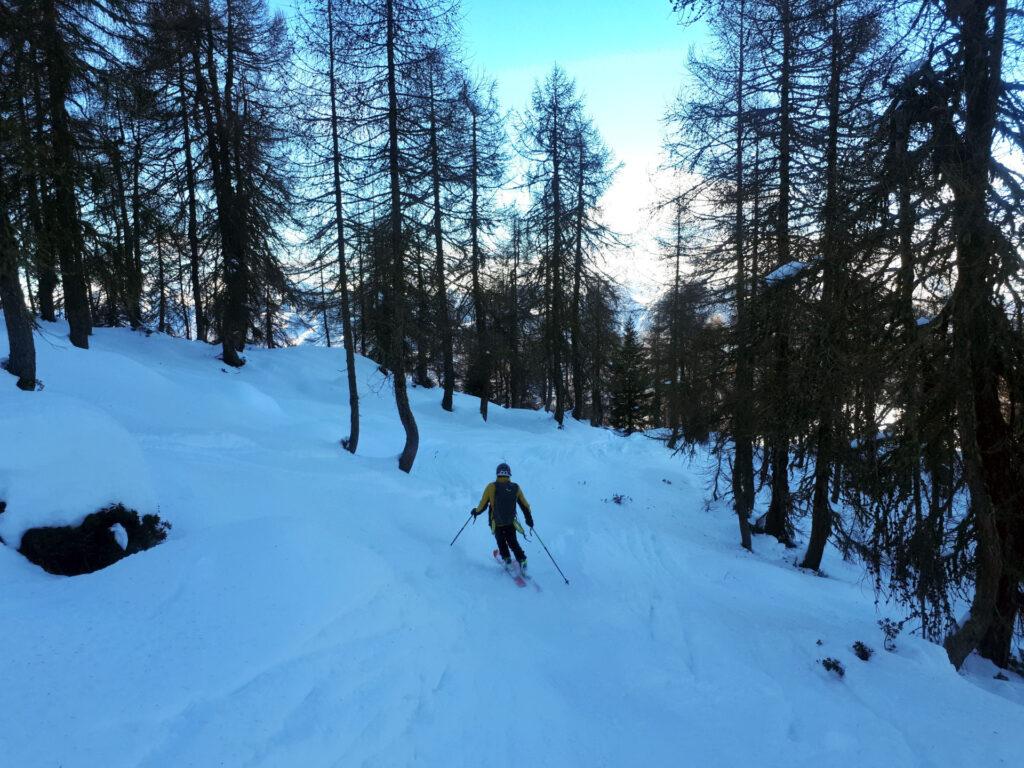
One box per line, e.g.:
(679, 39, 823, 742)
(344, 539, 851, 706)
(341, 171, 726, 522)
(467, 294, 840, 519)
(496, 462, 511, 478)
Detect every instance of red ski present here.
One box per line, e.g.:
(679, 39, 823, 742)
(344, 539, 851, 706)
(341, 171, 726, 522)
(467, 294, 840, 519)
(493, 549, 527, 588)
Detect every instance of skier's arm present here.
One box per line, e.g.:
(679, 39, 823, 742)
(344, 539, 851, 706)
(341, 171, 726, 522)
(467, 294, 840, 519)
(517, 488, 534, 528)
(472, 484, 495, 516)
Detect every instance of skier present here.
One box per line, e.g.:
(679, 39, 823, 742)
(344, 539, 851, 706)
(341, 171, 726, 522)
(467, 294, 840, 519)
(471, 462, 534, 571)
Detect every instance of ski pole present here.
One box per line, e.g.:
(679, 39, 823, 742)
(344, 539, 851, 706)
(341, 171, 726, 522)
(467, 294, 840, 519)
(449, 513, 474, 547)
(531, 528, 570, 585)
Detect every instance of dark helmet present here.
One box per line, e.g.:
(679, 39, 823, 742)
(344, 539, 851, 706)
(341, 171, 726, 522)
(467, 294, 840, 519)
(496, 462, 511, 478)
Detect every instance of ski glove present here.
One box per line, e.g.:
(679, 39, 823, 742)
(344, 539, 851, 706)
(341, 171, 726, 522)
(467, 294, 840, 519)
(524, 513, 534, 528)
(471, 507, 481, 518)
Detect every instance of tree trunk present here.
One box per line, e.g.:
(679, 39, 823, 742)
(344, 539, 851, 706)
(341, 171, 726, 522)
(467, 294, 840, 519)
(940, 0, 1021, 669)
(386, 0, 419, 473)
(894, 100, 927, 619)
(414, 258, 431, 386)
(666, 203, 683, 448)
(178, 59, 206, 341)
(327, 0, 360, 453)
(193, 10, 243, 366)
(175, 233, 191, 339)
(42, 0, 91, 348)
(588, 284, 606, 427)
(357, 229, 367, 356)
(732, 0, 754, 551)
(803, 3, 844, 571)
(570, 137, 585, 420)
(218, 0, 247, 366)
(109, 131, 138, 327)
(0, 200, 36, 390)
(763, 0, 794, 545)
(157, 238, 167, 333)
(24, 266, 36, 315)
(508, 218, 523, 408)
(20, 83, 56, 322)
(550, 92, 565, 426)
(426, 68, 454, 412)
(128, 130, 144, 328)
(468, 106, 489, 421)
(265, 285, 275, 348)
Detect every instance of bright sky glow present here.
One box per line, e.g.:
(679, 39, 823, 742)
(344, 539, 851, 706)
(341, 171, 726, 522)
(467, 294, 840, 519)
(462, 0, 702, 304)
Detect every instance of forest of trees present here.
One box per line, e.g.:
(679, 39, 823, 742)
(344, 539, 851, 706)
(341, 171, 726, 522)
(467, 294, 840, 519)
(656, 0, 1024, 671)
(0, 0, 1021, 670)
(0, 0, 626, 457)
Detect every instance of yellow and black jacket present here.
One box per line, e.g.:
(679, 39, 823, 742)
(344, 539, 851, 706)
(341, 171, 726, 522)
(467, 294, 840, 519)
(474, 477, 533, 533)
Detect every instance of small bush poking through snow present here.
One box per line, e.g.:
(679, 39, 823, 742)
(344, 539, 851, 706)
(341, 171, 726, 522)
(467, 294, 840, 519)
(18, 503, 171, 576)
(878, 618, 904, 652)
(852, 641, 874, 661)
(604, 494, 632, 505)
(821, 657, 845, 678)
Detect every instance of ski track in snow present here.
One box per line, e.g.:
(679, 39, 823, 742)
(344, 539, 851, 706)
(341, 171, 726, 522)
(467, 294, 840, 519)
(1, 320, 1022, 767)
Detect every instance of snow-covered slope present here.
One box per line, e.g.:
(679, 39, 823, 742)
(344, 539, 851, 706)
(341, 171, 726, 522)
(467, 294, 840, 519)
(1, 322, 1021, 767)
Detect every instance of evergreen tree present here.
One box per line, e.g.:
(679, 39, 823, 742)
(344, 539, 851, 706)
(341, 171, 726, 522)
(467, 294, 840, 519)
(1, 6, 38, 389)
(457, 75, 505, 421)
(520, 66, 615, 426)
(609, 318, 651, 435)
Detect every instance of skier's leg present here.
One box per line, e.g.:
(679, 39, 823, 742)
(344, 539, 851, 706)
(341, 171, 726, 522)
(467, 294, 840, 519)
(495, 526, 511, 562)
(508, 528, 526, 563)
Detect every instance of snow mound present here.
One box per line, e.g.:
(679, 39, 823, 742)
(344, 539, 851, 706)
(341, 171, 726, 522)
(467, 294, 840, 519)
(0, 391, 156, 544)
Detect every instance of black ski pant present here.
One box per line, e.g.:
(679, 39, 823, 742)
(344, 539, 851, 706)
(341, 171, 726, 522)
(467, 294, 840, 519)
(494, 524, 526, 563)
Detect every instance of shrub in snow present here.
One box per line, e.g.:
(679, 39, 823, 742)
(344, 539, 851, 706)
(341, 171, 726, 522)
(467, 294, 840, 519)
(852, 641, 874, 661)
(604, 494, 632, 505)
(820, 657, 845, 678)
(878, 618, 904, 652)
(18, 503, 171, 576)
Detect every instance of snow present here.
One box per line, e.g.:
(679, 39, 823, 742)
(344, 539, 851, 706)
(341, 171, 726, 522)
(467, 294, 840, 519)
(111, 523, 129, 550)
(763, 260, 810, 285)
(1, 320, 1021, 767)
(0, 392, 156, 542)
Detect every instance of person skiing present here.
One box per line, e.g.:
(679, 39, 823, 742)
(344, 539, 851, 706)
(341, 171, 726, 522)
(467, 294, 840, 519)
(471, 462, 534, 571)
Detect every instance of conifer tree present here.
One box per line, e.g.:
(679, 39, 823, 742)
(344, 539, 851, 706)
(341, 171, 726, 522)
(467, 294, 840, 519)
(609, 318, 652, 435)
